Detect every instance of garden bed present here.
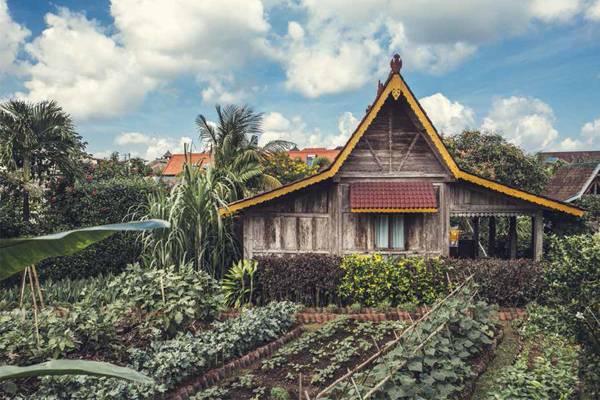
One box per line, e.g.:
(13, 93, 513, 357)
(190, 317, 406, 399)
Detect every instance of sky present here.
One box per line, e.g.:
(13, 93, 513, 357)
(1, 0, 600, 160)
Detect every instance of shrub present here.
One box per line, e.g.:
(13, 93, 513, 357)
(545, 234, 600, 351)
(222, 259, 258, 308)
(445, 258, 546, 307)
(110, 263, 223, 336)
(32, 177, 158, 281)
(255, 254, 343, 306)
(34, 302, 301, 399)
(338, 254, 449, 307)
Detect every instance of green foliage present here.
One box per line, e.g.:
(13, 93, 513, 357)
(444, 130, 549, 193)
(261, 152, 318, 184)
(33, 302, 300, 399)
(137, 163, 238, 278)
(338, 254, 450, 306)
(333, 285, 497, 399)
(270, 386, 290, 400)
(0, 360, 152, 384)
(222, 259, 258, 308)
(112, 263, 222, 336)
(486, 307, 580, 400)
(446, 258, 546, 307)
(545, 234, 600, 351)
(0, 220, 169, 281)
(255, 254, 343, 306)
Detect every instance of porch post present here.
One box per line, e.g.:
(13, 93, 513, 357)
(487, 216, 496, 257)
(532, 210, 543, 261)
(472, 217, 480, 258)
(508, 216, 517, 259)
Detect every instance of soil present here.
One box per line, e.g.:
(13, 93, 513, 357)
(209, 319, 402, 399)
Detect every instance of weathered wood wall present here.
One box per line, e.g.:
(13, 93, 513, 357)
(448, 182, 538, 215)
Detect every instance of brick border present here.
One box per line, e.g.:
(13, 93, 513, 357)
(220, 307, 525, 324)
(167, 326, 304, 400)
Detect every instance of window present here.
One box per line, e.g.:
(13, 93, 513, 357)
(306, 154, 316, 166)
(375, 214, 405, 249)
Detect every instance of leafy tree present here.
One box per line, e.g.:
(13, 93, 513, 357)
(261, 152, 318, 184)
(444, 130, 549, 193)
(0, 100, 86, 221)
(195, 105, 294, 198)
(85, 152, 151, 181)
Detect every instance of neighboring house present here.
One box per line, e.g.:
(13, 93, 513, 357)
(544, 162, 600, 202)
(223, 54, 583, 261)
(539, 151, 600, 163)
(159, 148, 340, 182)
(147, 151, 172, 175)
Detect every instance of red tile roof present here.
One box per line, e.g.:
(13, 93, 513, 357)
(162, 153, 212, 176)
(543, 162, 600, 201)
(350, 182, 437, 211)
(539, 151, 600, 163)
(287, 148, 341, 163)
(161, 148, 340, 176)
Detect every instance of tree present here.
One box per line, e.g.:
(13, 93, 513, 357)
(195, 105, 294, 198)
(444, 130, 549, 193)
(0, 100, 86, 222)
(261, 152, 318, 185)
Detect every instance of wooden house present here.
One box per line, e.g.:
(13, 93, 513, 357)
(223, 55, 583, 261)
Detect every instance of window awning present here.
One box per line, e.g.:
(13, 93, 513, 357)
(350, 182, 438, 213)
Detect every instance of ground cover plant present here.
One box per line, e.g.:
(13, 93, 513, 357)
(192, 317, 406, 399)
(482, 305, 580, 400)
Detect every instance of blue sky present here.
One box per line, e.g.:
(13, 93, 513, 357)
(1, 0, 600, 160)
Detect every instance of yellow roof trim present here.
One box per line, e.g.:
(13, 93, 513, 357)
(351, 208, 438, 213)
(457, 171, 584, 217)
(221, 71, 584, 218)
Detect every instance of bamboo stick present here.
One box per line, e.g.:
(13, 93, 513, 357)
(315, 275, 473, 399)
(31, 265, 44, 309)
(28, 267, 41, 347)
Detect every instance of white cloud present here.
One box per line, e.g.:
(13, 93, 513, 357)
(201, 75, 247, 104)
(552, 118, 600, 150)
(530, 0, 584, 23)
(274, 0, 595, 97)
(110, 0, 270, 77)
(17, 9, 156, 120)
(114, 132, 193, 160)
(0, 0, 30, 75)
(481, 96, 558, 151)
(586, 0, 600, 20)
(261, 111, 354, 148)
(419, 93, 476, 135)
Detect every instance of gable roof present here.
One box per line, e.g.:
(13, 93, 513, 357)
(222, 55, 583, 217)
(544, 162, 600, 202)
(540, 151, 600, 163)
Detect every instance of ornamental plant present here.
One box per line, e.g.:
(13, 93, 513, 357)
(338, 254, 449, 306)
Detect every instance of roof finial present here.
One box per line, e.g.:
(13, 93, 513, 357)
(390, 53, 402, 74)
(376, 80, 384, 96)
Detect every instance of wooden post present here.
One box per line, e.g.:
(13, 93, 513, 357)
(508, 216, 517, 259)
(472, 217, 480, 258)
(532, 211, 543, 261)
(487, 216, 496, 257)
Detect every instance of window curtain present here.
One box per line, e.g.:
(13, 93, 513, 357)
(375, 215, 389, 248)
(391, 215, 404, 249)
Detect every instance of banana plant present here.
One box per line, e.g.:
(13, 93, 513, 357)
(0, 360, 153, 383)
(0, 219, 170, 281)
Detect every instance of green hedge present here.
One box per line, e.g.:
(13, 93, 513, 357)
(37, 177, 158, 281)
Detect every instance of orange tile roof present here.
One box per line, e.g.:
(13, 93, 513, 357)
(161, 148, 340, 176)
(161, 153, 212, 176)
(287, 148, 341, 163)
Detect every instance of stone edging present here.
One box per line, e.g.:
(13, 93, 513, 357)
(220, 307, 525, 323)
(167, 326, 304, 400)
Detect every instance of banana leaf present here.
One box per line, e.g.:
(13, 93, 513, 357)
(0, 359, 153, 383)
(0, 220, 169, 281)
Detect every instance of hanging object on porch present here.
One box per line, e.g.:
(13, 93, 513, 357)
(449, 227, 460, 248)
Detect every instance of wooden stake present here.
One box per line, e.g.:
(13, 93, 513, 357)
(298, 373, 303, 400)
(19, 267, 28, 310)
(31, 265, 44, 309)
(28, 267, 41, 347)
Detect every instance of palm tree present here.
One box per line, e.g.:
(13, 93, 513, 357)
(0, 100, 85, 221)
(195, 105, 294, 199)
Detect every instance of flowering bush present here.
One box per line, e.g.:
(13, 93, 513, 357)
(338, 254, 449, 306)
